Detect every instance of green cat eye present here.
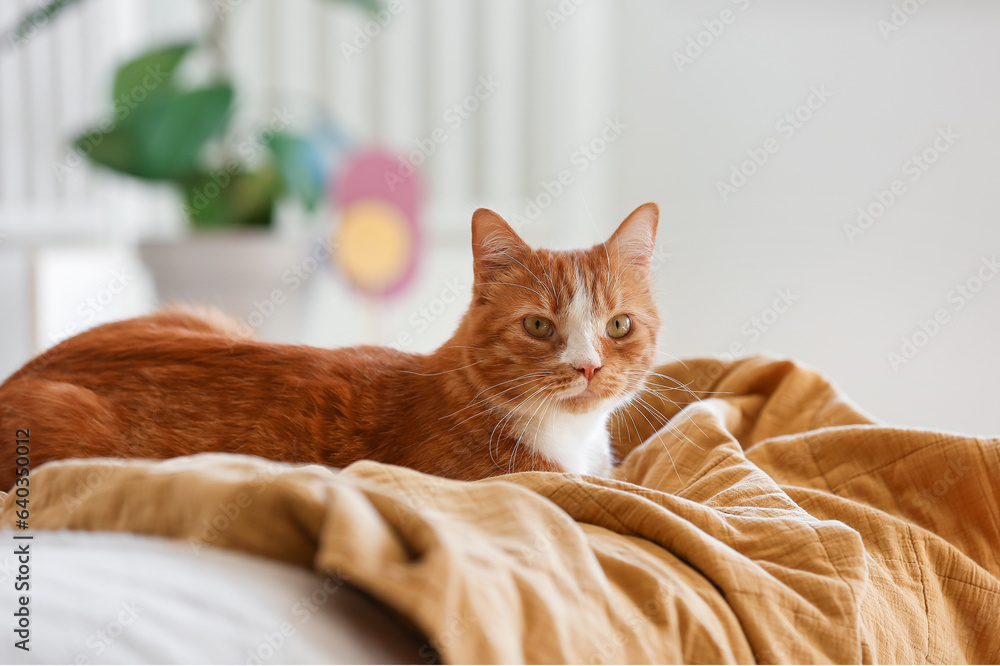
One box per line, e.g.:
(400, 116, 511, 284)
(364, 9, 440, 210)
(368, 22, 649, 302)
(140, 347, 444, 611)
(523, 316, 553, 339)
(607, 314, 632, 339)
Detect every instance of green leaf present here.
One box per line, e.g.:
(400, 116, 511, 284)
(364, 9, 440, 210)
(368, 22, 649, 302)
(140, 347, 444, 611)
(112, 42, 194, 105)
(129, 84, 234, 179)
(76, 84, 234, 181)
(74, 123, 145, 177)
(268, 133, 323, 211)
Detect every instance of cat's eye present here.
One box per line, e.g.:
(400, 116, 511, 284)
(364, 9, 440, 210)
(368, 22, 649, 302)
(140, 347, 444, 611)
(523, 316, 553, 339)
(606, 314, 632, 339)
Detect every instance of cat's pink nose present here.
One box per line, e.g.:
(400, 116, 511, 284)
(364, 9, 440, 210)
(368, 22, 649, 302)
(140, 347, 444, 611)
(578, 364, 600, 382)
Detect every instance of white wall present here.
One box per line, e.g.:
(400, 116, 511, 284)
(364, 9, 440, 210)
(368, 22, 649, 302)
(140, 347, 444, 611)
(603, 0, 1000, 436)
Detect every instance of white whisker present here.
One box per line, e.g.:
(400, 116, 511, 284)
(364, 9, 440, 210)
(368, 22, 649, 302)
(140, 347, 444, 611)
(399, 361, 482, 377)
(444, 377, 549, 430)
(477, 281, 547, 299)
(491, 384, 549, 472)
(490, 249, 554, 298)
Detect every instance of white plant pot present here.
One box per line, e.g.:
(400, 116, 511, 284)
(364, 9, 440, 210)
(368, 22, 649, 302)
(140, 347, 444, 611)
(139, 232, 313, 343)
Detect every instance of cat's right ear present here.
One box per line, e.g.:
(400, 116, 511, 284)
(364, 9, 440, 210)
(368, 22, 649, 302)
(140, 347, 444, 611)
(471, 208, 529, 283)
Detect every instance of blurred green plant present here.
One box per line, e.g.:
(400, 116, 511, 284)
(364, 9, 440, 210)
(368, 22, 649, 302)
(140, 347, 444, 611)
(5, 0, 375, 230)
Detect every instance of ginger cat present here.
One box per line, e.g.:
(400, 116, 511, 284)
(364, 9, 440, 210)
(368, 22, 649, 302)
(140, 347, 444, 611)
(0, 204, 660, 487)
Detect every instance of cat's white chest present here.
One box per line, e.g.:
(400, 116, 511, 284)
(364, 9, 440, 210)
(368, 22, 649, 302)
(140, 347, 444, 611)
(528, 408, 613, 476)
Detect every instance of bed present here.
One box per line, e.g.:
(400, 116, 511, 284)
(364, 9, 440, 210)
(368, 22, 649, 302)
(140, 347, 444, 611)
(2, 354, 999, 663)
(0, 530, 424, 663)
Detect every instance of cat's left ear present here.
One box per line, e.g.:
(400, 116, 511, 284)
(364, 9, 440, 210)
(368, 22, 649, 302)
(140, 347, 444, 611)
(471, 208, 530, 283)
(606, 202, 659, 272)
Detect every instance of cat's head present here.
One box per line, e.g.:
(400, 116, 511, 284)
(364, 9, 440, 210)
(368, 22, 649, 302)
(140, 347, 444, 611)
(462, 203, 661, 419)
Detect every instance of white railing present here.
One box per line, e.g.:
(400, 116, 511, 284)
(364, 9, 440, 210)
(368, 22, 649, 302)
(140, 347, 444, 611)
(0, 0, 620, 242)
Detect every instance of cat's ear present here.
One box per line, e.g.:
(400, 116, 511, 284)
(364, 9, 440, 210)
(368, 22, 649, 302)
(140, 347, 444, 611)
(606, 202, 659, 272)
(471, 208, 530, 283)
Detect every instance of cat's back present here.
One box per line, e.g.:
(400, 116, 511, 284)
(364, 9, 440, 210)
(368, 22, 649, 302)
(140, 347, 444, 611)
(0, 307, 423, 484)
(7, 305, 413, 389)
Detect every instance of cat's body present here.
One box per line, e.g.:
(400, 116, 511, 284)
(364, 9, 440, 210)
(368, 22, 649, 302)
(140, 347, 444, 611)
(0, 204, 660, 487)
(0, 307, 565, 482)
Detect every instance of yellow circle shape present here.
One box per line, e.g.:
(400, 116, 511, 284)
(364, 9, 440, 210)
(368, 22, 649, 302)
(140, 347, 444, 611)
(335, 199, 413, 292)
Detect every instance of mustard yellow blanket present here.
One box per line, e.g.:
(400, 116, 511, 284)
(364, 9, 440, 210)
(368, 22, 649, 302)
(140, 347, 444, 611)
(3, 355, 998, 663)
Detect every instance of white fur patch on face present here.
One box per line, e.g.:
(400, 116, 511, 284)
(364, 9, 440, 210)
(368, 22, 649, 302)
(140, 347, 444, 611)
(559, 270, 601, 372)
(506, 270, 614, 476)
